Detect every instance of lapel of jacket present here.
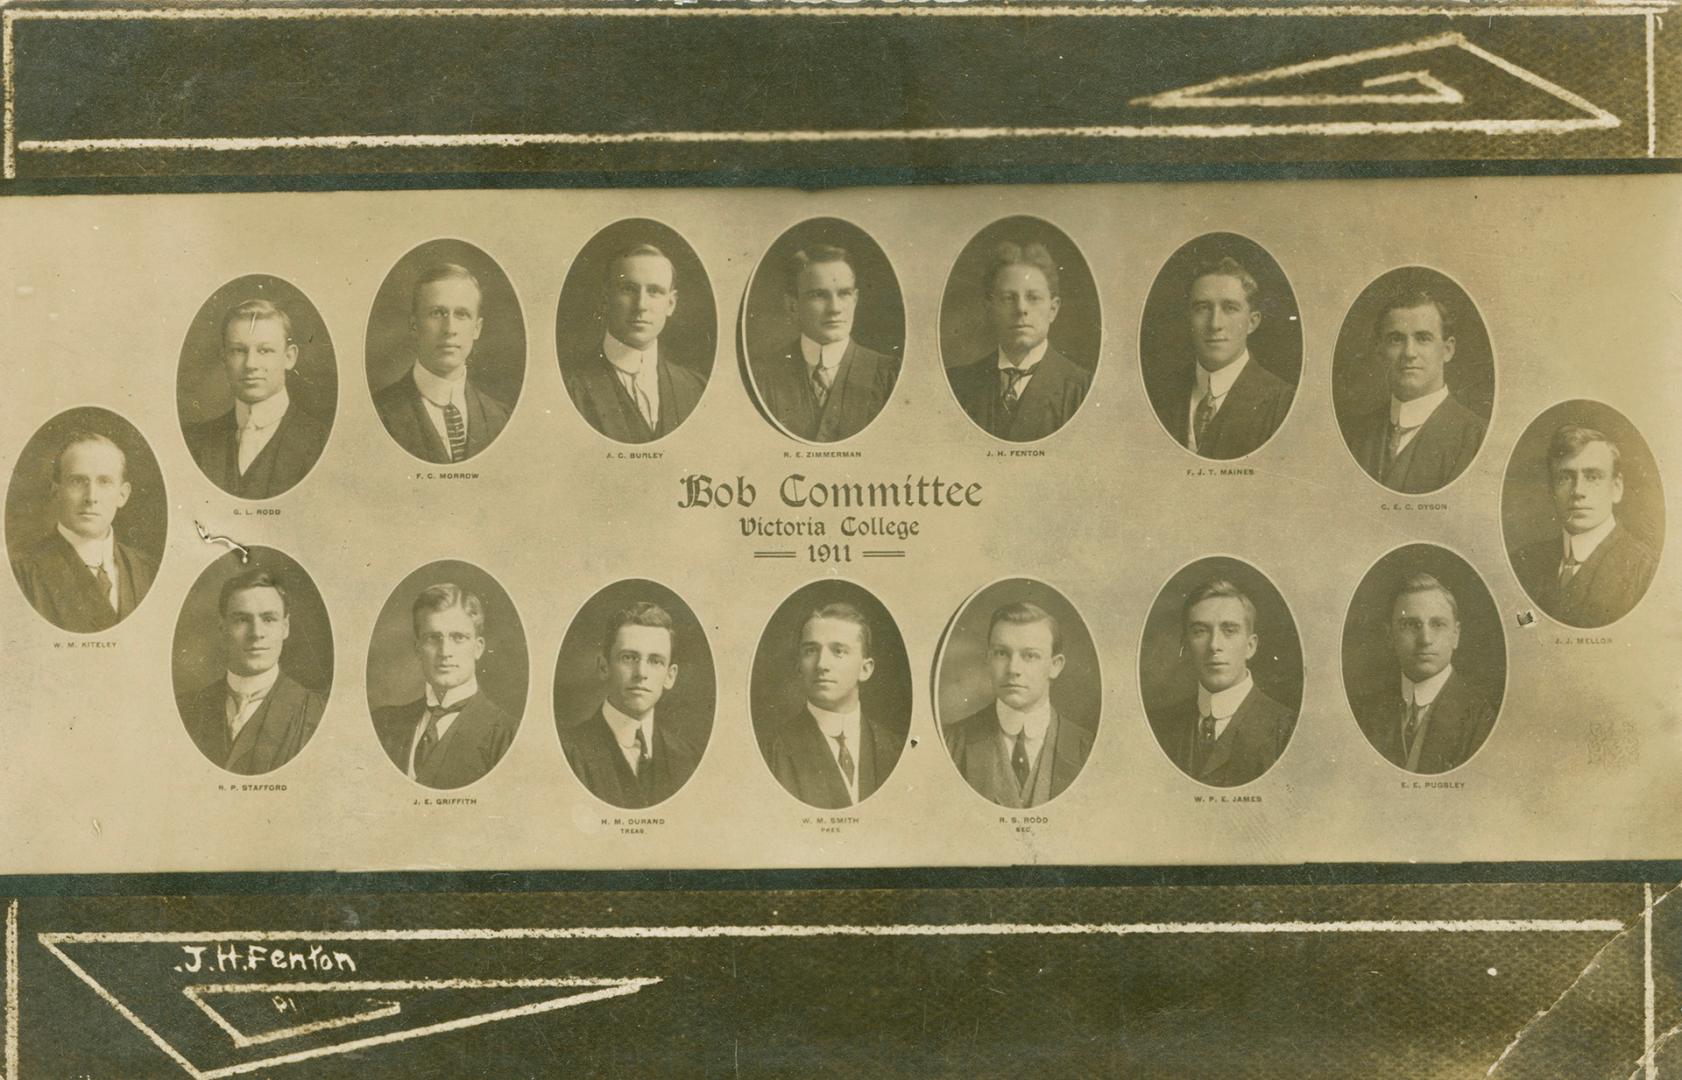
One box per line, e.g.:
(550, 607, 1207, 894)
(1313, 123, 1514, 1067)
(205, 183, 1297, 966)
(592, 708, 643, 804)
(227, 674, 294, 772)
(856, 710, 881, 801)
(1201, 361, 1261, 452)
(792, 708, 851, 807)
(463, 378, 493, 456)
(238, 404, 295, 495)
(1006, 348, 1061, 438)
(815, 343, 860, 440)
(971, 710, 1027, 808)
(1201, 688, 1257, 779)
(1385, 396, 1454, 489)
(401, 376, 451, 463)
(653, 353, 683, 438)
(1560, 523, 1622, 611)
(1417, 671, 1469, 767)
(423, 695, 487, 784)
(201, 412, 239, 489)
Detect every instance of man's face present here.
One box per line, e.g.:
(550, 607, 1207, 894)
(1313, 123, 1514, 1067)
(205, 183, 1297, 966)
(987, 618, 1065, 712)
(1389, 588, 1460, 683)
(221, 315, 297, 405)
(221, 586, 289, 677)
(1549, 440, 1623, 535)
(1187, 273, 1260, 373)
(785, 260, 858, 346)
(987, 264, 1060, 358)
(600, 623, 678, 720)
(604, 254, 677, 351)
(411, 277, 484, 378)
(415, 605, 485, 693)
(1375, 303, 1455, 403)
(1184, 595, 1257, 694)
(51, 440, 130, 541)
(798, 615, 874, 712)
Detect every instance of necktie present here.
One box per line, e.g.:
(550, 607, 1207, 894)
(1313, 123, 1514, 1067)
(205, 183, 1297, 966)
(442, 401, 467, 463)
(236, 420, 265, 475)
(89, 563, 116, 613)
(1385, 422, 1420, 471)
(1193, 391, 1216, 449)
(1010, 730, 1030, 789)
(812, 364, 834, 408)
(1195, 715, 1217, 770)
(1558, 551, 1581, 591)
(833, 732, 856, 788)
(632, 371, 658, 431)
(998, 366, 1030, 428)
(227, 690, 250, 736)
(1402, 700, 1421, 757)
(633, 725, 651, 777)
(415, 700, 463, 773)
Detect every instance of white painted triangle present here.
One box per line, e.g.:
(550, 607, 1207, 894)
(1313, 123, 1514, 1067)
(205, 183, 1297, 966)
(1130, 31, 1616, 128)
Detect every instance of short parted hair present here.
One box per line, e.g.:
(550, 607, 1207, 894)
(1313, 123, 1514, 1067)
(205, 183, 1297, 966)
(784, 244, 855, 296)
(1374, 286, 1456, 340)
(984, 241, 1060, 298)
(801, 601, 874, 658)
(989, 601, 1063, 656)
(219, 567, 290, 618)
(604, 243, 674, 289)
(411, 262, 484, 315)
(1185, 255, 1259, 306)
(601, 601, 677, 659)
(220, 298, 294, 345)
(1546, 423, 1622, 479)
(1392, 572, 1458, 622)
(51, 431, 128, 484)
(411, 583, 486, 638)
(1180, 578, 1258, 635)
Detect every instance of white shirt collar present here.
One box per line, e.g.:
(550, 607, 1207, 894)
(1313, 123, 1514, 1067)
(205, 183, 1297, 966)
(994, 698, 1052, 739)
(226, 664, 282, 699)
(800, 336, 849, 373)
(602, 332, 658, 377)
(425, 677, 479, 712)
(601, 698, 654, 748)
(1402, 664, 1454, 708)
(234, 387, 290, 431)
(1197, 671, 1254, 722)
(1390, 384, 1449, 429)
(997, 338, 1050, 373)
(56, 522, 114, 569)
(411, 362, 467, 409)
(1563, 514, 1618, 564)
(1194, 350, 1249, 401)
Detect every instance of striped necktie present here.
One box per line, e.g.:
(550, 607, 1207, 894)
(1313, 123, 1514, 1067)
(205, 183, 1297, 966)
(443, 401, 467, 462)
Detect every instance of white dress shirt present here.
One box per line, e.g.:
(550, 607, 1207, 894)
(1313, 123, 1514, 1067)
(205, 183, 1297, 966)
(1196, 672, 1255, 742)
(601, 699, 655, 774)
(56, 522, 117, 610)
(603, 332, 661, 429)
(1388, 384, 1449, 455)
(800, 336, 850, 393)
(234, 388, 290, 475)
(1401, 663, 1454, 711)
(994, 697, 1052, 768)
(225, 664, 282, 740)
(411, 363, 469, 452)
(807, 701, 862, 805)
(997, 339, 1051, 397)
(407, 677, 479, 779)
(1187, 350, 1251, 453)
(1561, 513, 1618, 569)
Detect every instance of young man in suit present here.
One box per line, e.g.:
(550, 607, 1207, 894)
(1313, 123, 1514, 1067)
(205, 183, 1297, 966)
(1151, 579, 1296, 787)
(12, 431, 156, 633)
(559, 600, 706, 808)
(1354, 573, 1496, 774)
(751, 245, 898, 442)
(1512, 424, 1659, 628)
(948, 241, 1089, 442)
(944, 601, 1094, 808)
(185, 298, 330, 499)
(178, 567, 327, 775)
(374, 263, 511, 463)
(373, 583, 518, 789)
(562, 243, 707, 443)
(765, 602, 904, 809)
(1352, 288, 1486, 493)
(1164, 256, 1294, 459)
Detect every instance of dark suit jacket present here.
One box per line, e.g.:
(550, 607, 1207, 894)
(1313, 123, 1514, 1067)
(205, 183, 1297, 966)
(944, 703, 1093, 808)
(1160, 357, 1295, 460)
(752, 340, 898, 442)
(11, 530, 156, 633)
(1512, 522, 1660, 629)
(949, 345, 1090, 442)
(372, 692, 518, 789)
(373, 369, 510, 464)
(1354, 669, 1497, 775)
(1152, 682, 1297, 787)
(559, 706, 707, 809)
(179, 671, 327, 775)
(1353, 393, 1486, 494)
(185, 401, 330, 499)
(561, 348, 706, 444)
(765, 706, 903, 809)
